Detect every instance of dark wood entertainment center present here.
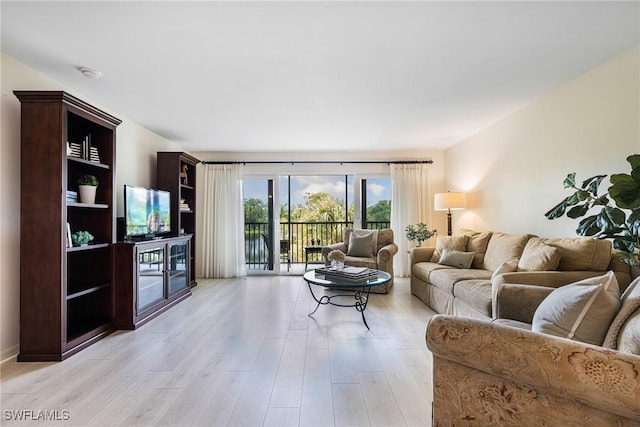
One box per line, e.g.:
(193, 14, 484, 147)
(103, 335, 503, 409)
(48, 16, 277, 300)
(15, 91, 197, 361)
(114, 235, 192, 329)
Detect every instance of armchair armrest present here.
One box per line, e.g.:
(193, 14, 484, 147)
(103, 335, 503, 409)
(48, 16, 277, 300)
(377, 243, 398, 264)
(426, 315, 640, 422)
(494, 283, 554, 323)
(409, 247, 435, 265)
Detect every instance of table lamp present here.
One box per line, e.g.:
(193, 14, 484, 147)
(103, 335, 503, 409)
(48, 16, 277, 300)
(434, 192, 466, 236)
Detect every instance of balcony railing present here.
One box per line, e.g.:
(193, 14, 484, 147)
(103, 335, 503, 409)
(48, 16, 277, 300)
(245, 221, 390, 270)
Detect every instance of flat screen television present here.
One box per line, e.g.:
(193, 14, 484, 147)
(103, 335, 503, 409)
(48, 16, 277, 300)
(124, 185, 171, 239)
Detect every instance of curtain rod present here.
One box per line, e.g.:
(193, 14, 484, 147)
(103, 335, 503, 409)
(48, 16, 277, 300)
(201, 159, 433, 165)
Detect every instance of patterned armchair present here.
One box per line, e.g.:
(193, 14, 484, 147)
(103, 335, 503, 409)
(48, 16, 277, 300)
(425, 276, 640, 426)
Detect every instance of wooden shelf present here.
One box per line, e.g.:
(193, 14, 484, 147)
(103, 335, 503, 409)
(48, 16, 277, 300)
(67, 156, 110, 170)
(67, 283, 110, 300)
(67, 202, 109, 209)
(16, 90, 120, 362)
(67, 243, 110, 252)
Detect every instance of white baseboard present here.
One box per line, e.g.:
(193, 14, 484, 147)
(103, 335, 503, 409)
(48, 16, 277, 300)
(1, 345, 19, 364)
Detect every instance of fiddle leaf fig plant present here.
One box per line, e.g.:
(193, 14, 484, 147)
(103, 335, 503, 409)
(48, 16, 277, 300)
(545, 154, 640, 266)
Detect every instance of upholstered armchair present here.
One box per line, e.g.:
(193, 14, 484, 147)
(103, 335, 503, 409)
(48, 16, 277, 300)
(425, 276, 640, 426)
(321, 228, 398, 293)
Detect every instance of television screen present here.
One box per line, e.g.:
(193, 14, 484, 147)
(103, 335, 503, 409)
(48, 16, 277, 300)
(124, 185, 171, 238)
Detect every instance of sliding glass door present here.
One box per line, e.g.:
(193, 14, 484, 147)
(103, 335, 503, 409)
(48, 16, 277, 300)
(244, 174, 392, 273)
(243, 178, 276, 271)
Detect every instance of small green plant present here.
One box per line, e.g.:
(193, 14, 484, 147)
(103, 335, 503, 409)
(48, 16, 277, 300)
(72, 230, 94, 246)
(405, 223, 437, 245)
(77, 174, 98, 186)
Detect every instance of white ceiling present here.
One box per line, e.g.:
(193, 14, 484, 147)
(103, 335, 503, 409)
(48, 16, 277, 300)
(2, 1, 639, 153)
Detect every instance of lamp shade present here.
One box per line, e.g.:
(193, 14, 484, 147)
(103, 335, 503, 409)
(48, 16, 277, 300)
(434, 192, 465, 211)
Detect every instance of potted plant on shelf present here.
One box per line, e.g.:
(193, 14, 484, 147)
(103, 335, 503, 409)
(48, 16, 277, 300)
(77, 174, 98, 204)
(545, 154, 640, 266)
(405, 223, 437, 247)
(71, 230, 94, 247)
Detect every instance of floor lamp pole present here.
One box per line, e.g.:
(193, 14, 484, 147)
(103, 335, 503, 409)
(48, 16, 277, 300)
(446, 210, 452, 236)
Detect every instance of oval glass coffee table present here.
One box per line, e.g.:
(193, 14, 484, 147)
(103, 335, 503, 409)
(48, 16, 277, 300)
(303, 269, 391, 329)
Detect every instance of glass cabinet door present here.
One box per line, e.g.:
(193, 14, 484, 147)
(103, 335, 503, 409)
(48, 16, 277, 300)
(137, 247, 165, 310)
(167, 241, 188, 296)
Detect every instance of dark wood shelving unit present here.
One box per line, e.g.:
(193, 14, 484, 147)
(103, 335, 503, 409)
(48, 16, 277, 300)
(15, 91, 121, 361)
(157, 152, 200, 286)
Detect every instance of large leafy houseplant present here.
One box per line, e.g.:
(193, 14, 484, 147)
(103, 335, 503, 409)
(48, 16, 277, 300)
(545, 154, 640, 266)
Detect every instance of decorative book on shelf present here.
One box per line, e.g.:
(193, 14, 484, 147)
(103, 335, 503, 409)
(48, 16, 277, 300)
(68, 135, 100, 163)
(66, 190, 78, 203)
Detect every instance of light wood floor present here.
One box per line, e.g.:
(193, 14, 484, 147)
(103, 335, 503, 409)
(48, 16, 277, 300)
(1, 276, 436, 426)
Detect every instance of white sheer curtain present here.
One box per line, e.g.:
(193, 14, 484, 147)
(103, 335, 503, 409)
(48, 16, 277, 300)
(202, 164, 247, 278)
(390, 163, 431, 277)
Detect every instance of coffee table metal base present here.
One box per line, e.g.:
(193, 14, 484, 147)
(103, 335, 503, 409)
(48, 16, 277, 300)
(306, 283, 372, 329)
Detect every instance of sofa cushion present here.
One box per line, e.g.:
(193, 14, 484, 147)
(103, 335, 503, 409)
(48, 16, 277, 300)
(532, 271, 620, 346)
(430, 235, 468, 263)
(429, 269, 493, 295)
(602, 276, 640, 349)
(491, 258, 519, 281)
(482, 232, 532, 271)
(543, 237, 611, 271)
(438, 249, 475, 269)
(412, 262, 454, 283)
(517, 238, 561, 272)
(458, 229, 493, 269)
(453, 280, 492, 316)
(617, 312, 640, 355)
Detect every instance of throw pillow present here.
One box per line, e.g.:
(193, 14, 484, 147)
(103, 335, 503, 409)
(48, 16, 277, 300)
(517, 238, 561, 271)
(458, 229, 493, 269)
(602, 276, 640, 349)
(532, 271, 621, 346)
(482, 232, 533, 271)
(351, 228, 378, 254)
(430, 235, 468, 263)
(438, 249, 475, 269)
(347, 232, 375, 257)
(491, 258, 520, 281)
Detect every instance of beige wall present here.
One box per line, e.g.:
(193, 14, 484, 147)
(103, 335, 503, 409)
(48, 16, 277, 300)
(445, 45, 640, 238)
(0, 54, 182, 360)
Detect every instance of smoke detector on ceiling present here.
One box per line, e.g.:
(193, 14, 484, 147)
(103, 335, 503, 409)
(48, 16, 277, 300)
(79, 66, 102, 80)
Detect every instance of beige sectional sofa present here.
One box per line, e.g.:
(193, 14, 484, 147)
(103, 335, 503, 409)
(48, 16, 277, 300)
(410, 229, 633, 319)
